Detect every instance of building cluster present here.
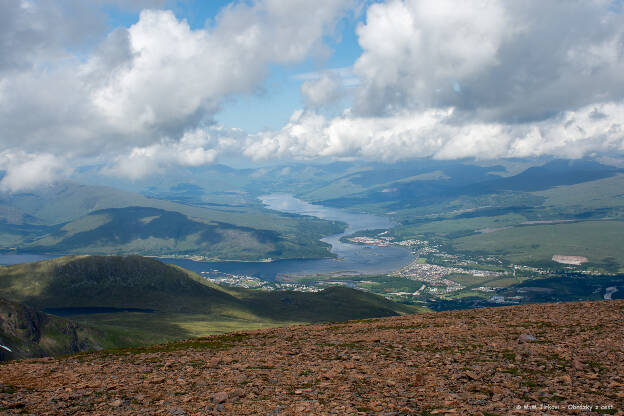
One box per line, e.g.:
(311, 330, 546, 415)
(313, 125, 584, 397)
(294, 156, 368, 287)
(396, 260, 503, 281)
(416, 245, 442, 256)
(426, 282, 464, 294)
(345, 236, 395, 246)
(511, 264, 547, 274)
(199, 271, 321, 292)
(393, 239, 428, 247)
(345, 235, 436, 251)
(489, 295, 524, 304)
(393, 262, 464, 293)
(475, 286, 498, 292)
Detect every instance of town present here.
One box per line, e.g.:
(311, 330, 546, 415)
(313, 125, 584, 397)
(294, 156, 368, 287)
(199, 270, 321, 292)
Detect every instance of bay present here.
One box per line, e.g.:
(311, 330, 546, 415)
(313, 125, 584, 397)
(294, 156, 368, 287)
(163, 194, 413, 280)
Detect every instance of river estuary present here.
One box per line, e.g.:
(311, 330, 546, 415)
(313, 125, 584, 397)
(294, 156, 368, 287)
(0, 194, 414, 280)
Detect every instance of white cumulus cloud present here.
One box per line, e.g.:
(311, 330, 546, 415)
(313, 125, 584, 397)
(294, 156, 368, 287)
(301, 73, 344, 108)
(352, 0, 624, 121)
(243, 101, 624, 162)
(0, 151, 71, 192)
(1, 0, 624, 190)
(0, 0, 355, 190)
(244, 0, 624, 164)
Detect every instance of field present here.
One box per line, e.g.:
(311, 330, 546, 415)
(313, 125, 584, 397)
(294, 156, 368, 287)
(453, 220, 624, 267)
(390, 213, 527, 239)
(534, 173, 624, 213)
(57, 312, 299, 347)
(368, 173, 624, 270)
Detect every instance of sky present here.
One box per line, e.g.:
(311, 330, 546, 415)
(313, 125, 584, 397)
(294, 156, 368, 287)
(1, 0, 624, 191)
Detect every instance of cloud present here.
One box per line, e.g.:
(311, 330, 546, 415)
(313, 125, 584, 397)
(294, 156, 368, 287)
(243, 101, 624, 162)
(0, 151, 71, 192)
(244, 0, 624, 164)
(95, 0, 168, 10)
(352, 0, 624, 122)
(300, 73, 344, 108)
(0, 0, 106, 74)
(0, 0, 355, 190)
(102, 126, 243, 180)
(293, 66, 359, 87)
(1, 0, 624, 191)
(90, 0, 356, 138)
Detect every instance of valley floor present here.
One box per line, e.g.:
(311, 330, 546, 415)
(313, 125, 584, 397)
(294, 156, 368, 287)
(1, 300, 623, 415)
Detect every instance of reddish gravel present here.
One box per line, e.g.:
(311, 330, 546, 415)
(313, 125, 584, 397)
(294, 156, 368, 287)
(1, 300, 623, 415)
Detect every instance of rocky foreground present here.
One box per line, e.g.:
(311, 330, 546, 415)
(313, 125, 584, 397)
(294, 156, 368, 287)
(1, 300, 623, 415)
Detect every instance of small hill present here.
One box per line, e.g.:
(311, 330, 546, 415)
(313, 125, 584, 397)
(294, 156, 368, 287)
(0, 297, 107, 361)
(0, 255, 237, 313)
(0, 256, 416, 353)
(0, 300, 621, 414)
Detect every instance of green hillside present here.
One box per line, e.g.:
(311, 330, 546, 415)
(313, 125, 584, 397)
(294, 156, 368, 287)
(292, 159, 624, 269)
(452, 219, 624, 267)
(0, 256, 417, 350)
(0, 255, 236, 312)
(23, 206, 338, 260)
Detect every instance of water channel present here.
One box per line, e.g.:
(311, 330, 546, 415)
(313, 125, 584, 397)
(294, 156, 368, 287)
(0, 194, 414, 280)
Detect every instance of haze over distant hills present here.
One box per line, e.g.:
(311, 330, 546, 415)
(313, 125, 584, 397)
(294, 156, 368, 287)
(0, 181, 344, 260)
(2, 158, 624, 270)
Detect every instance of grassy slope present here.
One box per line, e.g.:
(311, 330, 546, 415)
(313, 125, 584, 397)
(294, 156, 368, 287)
(23, 207, 342, 260)
(446, 175, 624, 267)
(452, 220, 624, 265)
(533, 173, 624, 215)
(0, 256, 417, 348)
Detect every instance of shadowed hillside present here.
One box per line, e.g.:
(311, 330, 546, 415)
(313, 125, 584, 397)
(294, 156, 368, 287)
(0, 297, 111, 361)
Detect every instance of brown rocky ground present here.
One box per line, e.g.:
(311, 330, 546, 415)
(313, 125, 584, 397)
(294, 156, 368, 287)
(1, 300, 623, 415)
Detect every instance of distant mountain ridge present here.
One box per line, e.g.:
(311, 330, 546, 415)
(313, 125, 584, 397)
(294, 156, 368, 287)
(318, 159, 622, 209)
(0, 182, 344, 260)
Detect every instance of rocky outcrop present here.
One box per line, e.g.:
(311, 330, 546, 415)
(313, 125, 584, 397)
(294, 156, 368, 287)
(0, 297, 47, 341)
(0, 298, 101, 361)
(1, 300, 622, 415)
